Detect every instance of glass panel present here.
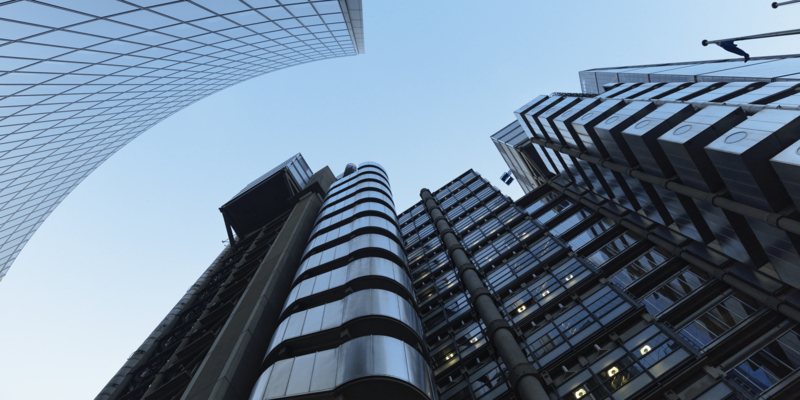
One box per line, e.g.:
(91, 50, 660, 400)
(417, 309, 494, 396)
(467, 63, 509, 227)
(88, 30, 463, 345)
(680, 292, 761, 349)
(609, 247, 671, 288)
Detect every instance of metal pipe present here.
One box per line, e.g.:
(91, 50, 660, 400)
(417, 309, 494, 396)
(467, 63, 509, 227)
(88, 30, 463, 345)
(702, 27, 800, 46)
(547, 180, 800, 325)
(773, 0, 800, 8)
(527, 137, 800, 237)
(420, 189, 548, 400)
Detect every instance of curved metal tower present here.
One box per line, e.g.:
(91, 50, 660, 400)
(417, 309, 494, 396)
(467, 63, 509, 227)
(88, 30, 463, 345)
(0, 0, 364, 280)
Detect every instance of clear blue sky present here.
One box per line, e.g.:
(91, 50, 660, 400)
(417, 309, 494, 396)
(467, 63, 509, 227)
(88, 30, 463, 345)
(2, 1, 800, 398)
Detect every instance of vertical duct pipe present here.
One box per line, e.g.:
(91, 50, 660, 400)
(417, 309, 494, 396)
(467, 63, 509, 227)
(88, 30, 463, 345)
(420, 189, 548, 400)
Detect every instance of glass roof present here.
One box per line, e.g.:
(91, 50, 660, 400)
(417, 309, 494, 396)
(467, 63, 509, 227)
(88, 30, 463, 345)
(0, 0, 364, 281)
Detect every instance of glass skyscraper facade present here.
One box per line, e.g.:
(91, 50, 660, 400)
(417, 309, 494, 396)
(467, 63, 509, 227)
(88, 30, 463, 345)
(0, 0, 363, 280)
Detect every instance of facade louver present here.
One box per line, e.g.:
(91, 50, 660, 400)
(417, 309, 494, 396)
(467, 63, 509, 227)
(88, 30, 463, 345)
(0, 0, 363, 281)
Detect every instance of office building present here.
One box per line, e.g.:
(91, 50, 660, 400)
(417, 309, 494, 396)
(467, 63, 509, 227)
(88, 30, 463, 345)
(489, 55, 800, 399)
(0, 0, 363, 280)
(99, 54, 800, 400)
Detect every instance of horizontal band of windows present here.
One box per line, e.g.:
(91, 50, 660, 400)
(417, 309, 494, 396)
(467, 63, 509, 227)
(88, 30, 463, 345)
(314, 192, 395, 225)
(281, 257, 414, 319)
(265, 289, 425, 367)
(293, 233, 407, 285)
(301, 215, 402, 261)
(328, 166, 388, 192)
(309, 203, 398, 242)
(253, 335, 434, 400)
(326, 170, 391, 199)
(320, 181, 393, 214)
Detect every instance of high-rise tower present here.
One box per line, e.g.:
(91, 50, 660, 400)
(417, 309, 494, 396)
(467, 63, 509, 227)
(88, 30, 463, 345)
(0, 0, 364, 280)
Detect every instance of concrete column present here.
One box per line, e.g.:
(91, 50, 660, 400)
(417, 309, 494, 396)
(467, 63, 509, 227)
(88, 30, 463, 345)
(180, 167, 335, 400)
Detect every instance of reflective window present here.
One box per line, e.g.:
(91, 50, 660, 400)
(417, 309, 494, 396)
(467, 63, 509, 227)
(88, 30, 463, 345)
(468, 178, 485, 192)
(586, 231, 640, 267)
(641, 266, 710, 316)
(505, 258, 593, 322)
(486, 249, 538, 293)
(560, 325, 687, 400)
(551, 207, 594, 236)
(609, 247, 671, 288)
(525, 286, 633, 366)
(729, 326, 800, 395)
(471, 364, 507, 399)
(475, 186, 495, 201)
(525, 191, 560, 215)
(536, 197, 575, 224)
(511, 219, 541, 243)
(680, 292, 761, 349)
(568, 217, 616, 250)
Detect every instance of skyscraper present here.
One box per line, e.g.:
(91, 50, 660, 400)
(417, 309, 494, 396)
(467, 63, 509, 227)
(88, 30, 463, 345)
(0, 0, 364, 280)
(489, 54, 800, 399)
(101, 54, 800, 400)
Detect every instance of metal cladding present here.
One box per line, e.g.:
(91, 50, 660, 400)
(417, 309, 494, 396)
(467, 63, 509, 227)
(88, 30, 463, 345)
(593, 100, 673, 226)
(250, 336, 435, 400)
(705, 110, 800, 287)
(579, 55, 800, 94)
(497, 75, 800, 292)
(282, 257, 414, 314)
(252, 161, 435, 400)
(0, 0, 365, 281)
(265, 288, 424, 364)
(621, 103, 714, 244)
(657, 105, 763, 266)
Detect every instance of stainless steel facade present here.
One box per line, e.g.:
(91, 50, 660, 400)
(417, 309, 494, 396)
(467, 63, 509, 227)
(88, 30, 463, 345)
(579, 55, 800, 95)
(0, 0, 364, 280)
(486, 59, 800, 398)
(251, 161, 436, 400)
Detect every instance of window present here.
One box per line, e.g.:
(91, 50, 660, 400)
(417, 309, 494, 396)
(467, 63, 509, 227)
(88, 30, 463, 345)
(469, 205, 491, 223)
(525, 191, 560, 215)
(455, 216, 476, 235)
(680, 292, 761, 349)
(641, 266, 710, 315)
(586, 231, 640, 267)
(560, 325, 687, 400)
(476, 186, 495, 200)
(729, 326, 800, 395)
(536, 197, 575, 224)
(486, 250, 538, 293)
(551, 207, 594, 236)
(530, 236, 562, 261)
(479, 218, 503, 237)
(525, 286, 633, 366)
(511, 220, 540, 243)
(468, 178, 485, 192)
(609, 247, 671, 288)
(568, 217, 616, 250)
(470, 362, 508, 399)
(505, 258, 593, 322)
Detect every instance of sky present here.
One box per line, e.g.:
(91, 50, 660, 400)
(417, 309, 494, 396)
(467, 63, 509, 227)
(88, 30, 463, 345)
(2, 0, 800, 399)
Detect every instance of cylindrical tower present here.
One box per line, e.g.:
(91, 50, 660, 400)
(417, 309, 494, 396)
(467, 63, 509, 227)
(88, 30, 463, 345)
(249, 162, 436, 400)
